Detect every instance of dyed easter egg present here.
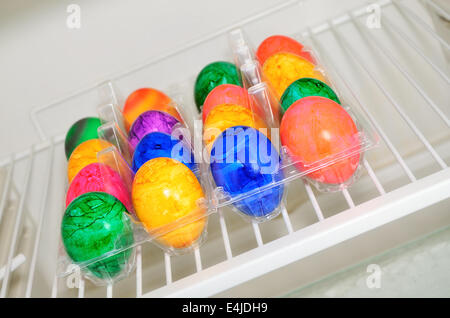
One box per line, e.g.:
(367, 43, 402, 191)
(280, 96, 360, 184)
(122, 88, 182, 132)
(203, 104, 268, 154)
(132, 132, 196, 173)
(128, 110, 182, 149)
(202, 84, 264, 123)
(67, 139, 113, 183)
(256, 35, 315, 66)
(66, 162, 132, 212)
(61, 192, 134, 279)
(132, 157, 207, 249)
(210, 126, 284, 217)
(194, 61, 243, 111)
(64, 117, 102, 160)
(262, 52, 326, 98)
(280, 78, 340, 113)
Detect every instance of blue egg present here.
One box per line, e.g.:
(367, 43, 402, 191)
(210, 126, 284, 218)
(132, 132, 197, 173)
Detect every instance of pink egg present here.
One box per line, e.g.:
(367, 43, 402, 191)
(280, 96, 360, 184)
(256, 35, 316, 66)
(202, 84, 265, 123)
(66, 162, 132, 212)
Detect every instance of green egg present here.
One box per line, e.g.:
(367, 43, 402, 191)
(194, 61, 242, 112)
(61, 192, 134, 279)
(280, 78, 341, 113)
(64, 117, 102, 160)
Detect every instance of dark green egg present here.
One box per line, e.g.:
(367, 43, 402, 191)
(65, 117, 102, 160)
(280, 78, 341, 113)
(61, 192, 134, 279)
(194, 61, 242, 111)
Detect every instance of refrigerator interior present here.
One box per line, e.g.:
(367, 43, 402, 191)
(0, 0, 449, 297)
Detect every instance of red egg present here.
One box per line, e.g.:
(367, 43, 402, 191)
(280, 96, 360, 184)
(66, 162, 132, 212)
(256, 35, 316, 67)
(202, 84, 264, 123)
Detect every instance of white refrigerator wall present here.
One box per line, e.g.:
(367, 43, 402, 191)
(0, 0, 449, 298)
(1, 0, 368, 154)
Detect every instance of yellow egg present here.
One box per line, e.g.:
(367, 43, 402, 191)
(67, 139, 113, 183)
(132, 157, 207, 249)
(203, 103, 269, 154)
(262, 52, 327, 98)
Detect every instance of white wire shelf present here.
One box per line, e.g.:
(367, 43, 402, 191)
(0, 0, 449, 298)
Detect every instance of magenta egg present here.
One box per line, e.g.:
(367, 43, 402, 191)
(66, 162, 132, 212)
(128, 110, 182, 149)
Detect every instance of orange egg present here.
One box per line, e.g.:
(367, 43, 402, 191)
(67, 139, 113, 183)
(132, 157, 207, 249)
(262, 52, 326, 99)
(122, 88, 183, 132)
